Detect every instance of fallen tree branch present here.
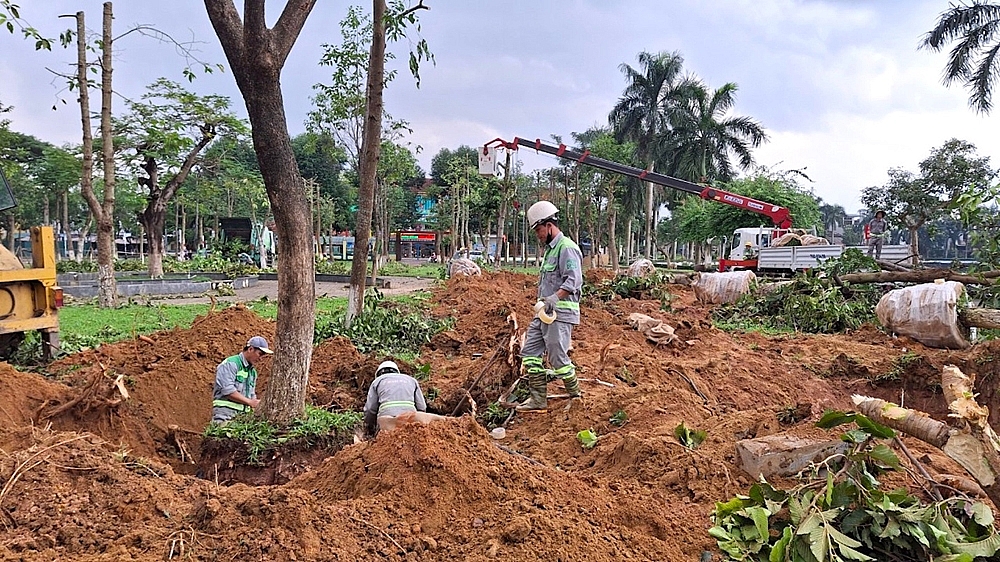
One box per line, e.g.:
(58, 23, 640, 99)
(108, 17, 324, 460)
(894, 435, 943, 501)
(840, 268, 1000, 285)
(852, 364, 1000, 507)
(876, 259, 912, 272)
(958, 308, 1000, 330)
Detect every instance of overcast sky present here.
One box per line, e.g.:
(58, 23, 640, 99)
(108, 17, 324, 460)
(1, 1, 995, 214)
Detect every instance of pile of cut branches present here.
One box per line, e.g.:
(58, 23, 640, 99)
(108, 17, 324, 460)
(584, 270, 673, 308)
(713, 250, 884, 334)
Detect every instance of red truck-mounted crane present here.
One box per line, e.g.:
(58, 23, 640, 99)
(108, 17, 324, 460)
(484, 137, 793, 230)
(483, 137, 794, 271)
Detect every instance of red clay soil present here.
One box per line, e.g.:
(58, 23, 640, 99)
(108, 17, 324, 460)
(0, 271, 996, 561)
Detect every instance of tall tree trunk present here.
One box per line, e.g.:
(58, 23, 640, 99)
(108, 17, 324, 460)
(179, 205, 187, 260)
(609, 193, 619, 273)
(206, 0, 318, 425)
(62, 190, 72, 259)
(371, 181, 384, 284)
(7, 214, 14, 253)
(573, 166, 581, 244)
(196, 203, 204, 252)
(625, 216, 633, 264)
(494, 150, 512, 266)
(644, 162, 654, 259)
(70, 6, 117, 307)
(346, 0, 386, 328)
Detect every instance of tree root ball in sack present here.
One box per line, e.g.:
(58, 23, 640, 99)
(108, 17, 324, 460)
(693, 270, 756, 304)
(448, 258, 481, 277)
(875, 280, 970, 349)
(627, 258, 656, 278)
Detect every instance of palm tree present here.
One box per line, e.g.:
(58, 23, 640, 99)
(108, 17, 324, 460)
(922, 1, 1000, 113)
(665, 82, 767, 183)
(610, 51, 697, 259)
(818, 202, 847, 241)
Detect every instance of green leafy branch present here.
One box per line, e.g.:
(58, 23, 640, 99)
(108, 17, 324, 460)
(709, 410, 1000, 561)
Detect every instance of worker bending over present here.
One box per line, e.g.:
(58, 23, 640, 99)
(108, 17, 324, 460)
(364, 361, 445, 435)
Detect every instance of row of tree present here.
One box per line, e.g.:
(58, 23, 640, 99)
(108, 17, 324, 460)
(5, 0, 1000, 425)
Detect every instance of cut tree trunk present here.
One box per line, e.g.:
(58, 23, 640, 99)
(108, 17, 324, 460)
(853, 365, 1000, 508)
(840, 269, 1000, 285)
(345, 0, 386, 329)
(141, 210, 166, 278)
(71, 6, 117, 307)
(959, 308, 1000, 330)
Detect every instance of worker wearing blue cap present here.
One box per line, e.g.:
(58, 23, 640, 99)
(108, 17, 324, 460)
(211, 335, 273, 423)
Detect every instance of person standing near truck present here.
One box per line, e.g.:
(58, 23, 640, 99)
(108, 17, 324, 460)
(867, 210, 888, 260)
(516, 200, 584, 413)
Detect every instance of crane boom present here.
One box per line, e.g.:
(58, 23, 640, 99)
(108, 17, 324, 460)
(486, 137, 792, 229)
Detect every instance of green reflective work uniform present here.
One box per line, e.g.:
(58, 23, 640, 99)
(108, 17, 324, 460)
(212, 353, 257, 422)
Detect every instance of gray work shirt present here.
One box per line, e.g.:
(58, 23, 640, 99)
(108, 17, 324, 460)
(538, 231, 583, 325)
(869, 218, 887, 236)
(364, 372, 427, 419)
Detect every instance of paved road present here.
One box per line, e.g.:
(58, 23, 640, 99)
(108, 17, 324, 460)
(155, 276, 439, 306)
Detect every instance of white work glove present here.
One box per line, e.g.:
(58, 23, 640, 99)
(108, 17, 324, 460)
(542, 293, 559, 314)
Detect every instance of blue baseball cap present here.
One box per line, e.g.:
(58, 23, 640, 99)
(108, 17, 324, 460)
(246, 336, 273, 354)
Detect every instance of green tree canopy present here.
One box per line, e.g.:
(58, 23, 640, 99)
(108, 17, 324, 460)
(862, 138, 995, 262)
(665, 82, 767, 183)
(672, 172, 820, 243)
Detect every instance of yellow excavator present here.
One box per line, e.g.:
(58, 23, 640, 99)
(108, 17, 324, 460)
(0, 166, 63, 359)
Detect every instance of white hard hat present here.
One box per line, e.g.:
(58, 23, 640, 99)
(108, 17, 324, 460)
(527, 200, 559, 229)
(376, 360, 399, 376)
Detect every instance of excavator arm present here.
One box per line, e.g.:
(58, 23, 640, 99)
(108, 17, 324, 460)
(486, 137, 792, 229)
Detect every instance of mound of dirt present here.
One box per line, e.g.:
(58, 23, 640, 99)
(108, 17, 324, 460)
(292, 416, 687, 560)
(0, 362, 69, 427)
(4, 270, 1000, 561)
(41, 305, 276, 462)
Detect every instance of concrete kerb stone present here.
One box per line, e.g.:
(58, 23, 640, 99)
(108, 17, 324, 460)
(58, 273, 259, 298)
(736, 434, 851, 479)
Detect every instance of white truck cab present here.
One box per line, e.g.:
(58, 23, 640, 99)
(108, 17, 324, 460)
(728, 227, 782, 261)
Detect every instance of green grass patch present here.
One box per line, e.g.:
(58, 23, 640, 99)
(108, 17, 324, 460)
(240, 296, 347, 321)
(315, 289, 454, 359)
(712, 318, 796, 335)
(204, 405, 361, 465)
(54, 291, 447, 361)
(59, 302, 212, 352)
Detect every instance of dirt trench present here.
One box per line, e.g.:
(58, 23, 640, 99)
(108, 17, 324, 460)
(0, 271, 992, 561)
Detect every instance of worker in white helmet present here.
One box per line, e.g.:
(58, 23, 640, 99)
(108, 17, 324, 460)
(363, 360, 446, 434)
(517, 200, 584, 412)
